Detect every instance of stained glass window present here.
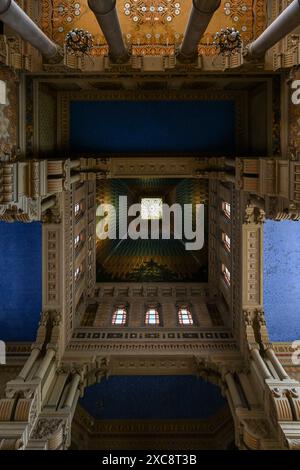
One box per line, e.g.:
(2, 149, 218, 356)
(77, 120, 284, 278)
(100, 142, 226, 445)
(112, 308, 127, 325)
(178, 308, 193, 325)
(145, 308, 160, 325)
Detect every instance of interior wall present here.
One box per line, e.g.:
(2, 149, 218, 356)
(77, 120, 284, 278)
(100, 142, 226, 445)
(38, 84, 57, 155)
(248, 83, 270, 155)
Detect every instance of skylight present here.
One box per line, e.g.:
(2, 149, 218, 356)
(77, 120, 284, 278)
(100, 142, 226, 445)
(141, 198, 163, 220)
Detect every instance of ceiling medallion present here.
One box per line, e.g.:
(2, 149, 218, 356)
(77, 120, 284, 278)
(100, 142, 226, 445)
(123, 0, 181, 26)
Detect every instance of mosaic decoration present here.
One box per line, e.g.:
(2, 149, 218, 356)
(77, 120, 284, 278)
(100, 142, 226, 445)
(40, 0, 266, 55)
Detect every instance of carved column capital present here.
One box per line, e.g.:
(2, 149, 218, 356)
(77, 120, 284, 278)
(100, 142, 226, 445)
(41, 197, 61, 224)
(244, 205, 266, 224)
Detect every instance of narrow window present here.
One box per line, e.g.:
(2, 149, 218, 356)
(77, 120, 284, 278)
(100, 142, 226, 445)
(222, 263, 231, 286)
(74, 265, 81, 281)
(74, 202, 80, 216)
(178, 308, 193, 325)
(74, 234, 80, 247)
(112, 308, 127, 326)
(222, 201, 231, 219)
(222, 232, 231, 252)
(145, 308, 160, 325)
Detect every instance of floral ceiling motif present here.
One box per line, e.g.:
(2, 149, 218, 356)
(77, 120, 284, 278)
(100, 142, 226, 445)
(123, 0, 182, 26)
(40, 0, 266, 53)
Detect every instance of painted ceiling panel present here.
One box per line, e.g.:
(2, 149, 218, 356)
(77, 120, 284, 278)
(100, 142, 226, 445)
(0, 222, 42, 342)
(70, 100, 236, 154)
(264, 220, 300, 342)
(80, 375, 226, 420)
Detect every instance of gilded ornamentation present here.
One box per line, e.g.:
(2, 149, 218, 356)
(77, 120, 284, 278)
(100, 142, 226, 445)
(40, 0, 266, 54)
(123, 0, 181, 26)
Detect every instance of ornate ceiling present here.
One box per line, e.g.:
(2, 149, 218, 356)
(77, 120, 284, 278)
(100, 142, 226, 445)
(40, 0, 266, 54)
(96, 178, 208, 282)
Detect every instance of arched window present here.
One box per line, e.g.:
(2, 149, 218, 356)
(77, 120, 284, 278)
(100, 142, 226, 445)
(145, 308, 160, 325)
(178, 308, 193, 326)
(112, 308, 127, 326)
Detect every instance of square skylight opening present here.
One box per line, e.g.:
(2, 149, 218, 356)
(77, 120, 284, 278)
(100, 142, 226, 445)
(141, 198, 163, 220)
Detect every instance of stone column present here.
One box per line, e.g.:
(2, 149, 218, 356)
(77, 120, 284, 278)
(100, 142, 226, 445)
(265, 347, 289, 380)
(64, 374, 81, 409)
(17, 348, 40, 381)
(238, 372, 259, 407)
(0, 0, 62, 61)
(225, 372, 243, 408)
(251, 348, 273, 380)
(178, 0, 221, 61)
(88, 0, 128, 63)
(33, 349, 55, 381)
(246, 0, 300, 58)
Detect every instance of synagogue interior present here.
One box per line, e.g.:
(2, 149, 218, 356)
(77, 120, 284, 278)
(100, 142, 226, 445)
(0, 0, 300, 451)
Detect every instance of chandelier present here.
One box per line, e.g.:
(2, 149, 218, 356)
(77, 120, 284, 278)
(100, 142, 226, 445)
(213, 27, 242, 55)
(65, 28, 93, 55)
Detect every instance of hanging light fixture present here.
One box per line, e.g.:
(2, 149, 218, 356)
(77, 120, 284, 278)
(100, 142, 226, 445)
(213, 27, 242, 55)
(65, 28, 93, 55)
